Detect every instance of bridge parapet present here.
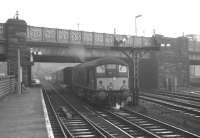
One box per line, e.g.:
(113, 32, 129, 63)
(0, 22, 155, 48)
(26, 25, 153, 48)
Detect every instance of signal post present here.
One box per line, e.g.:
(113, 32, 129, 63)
(113, 34, 162, 106)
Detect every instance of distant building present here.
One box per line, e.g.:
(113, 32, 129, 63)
(185, 34, 200, 85)
(186, 34, 200, 41)
(140, 36, 189, 90)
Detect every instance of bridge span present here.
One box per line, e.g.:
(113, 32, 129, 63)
(0, 18, 158, 63)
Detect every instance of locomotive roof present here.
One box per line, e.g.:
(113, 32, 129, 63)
(74, 57, 127, 69)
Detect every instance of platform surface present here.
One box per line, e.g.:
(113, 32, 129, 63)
(0, 87, 48, 138)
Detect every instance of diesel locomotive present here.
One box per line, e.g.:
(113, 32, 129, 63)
(52, 57, 132, 108)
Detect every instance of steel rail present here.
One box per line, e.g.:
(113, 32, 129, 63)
(141, 90, 200, 103)
(42, 88, 68, 138)
(50, 84, 135, 138)
(96, 109, 160, 138)
(141, 93, 200, 109)
(119, 108, 200, 138)
(45, 88, 108, 138)
(140, 95, 200, 117)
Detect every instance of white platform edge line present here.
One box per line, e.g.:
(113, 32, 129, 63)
(41, 90, 55, 138)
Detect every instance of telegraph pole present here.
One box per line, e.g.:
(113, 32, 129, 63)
(133, 14, 142, 105)
(16, 11, 22, 95)
(17, 48, 22, 94)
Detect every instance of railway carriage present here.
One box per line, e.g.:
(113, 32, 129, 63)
(63, 67, 73, 87)
(51, 70, 64, 83)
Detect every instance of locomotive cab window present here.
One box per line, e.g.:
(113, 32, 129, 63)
(119, 65, 127, 72)
(96, 65, 105, 73)
(106, 64, 117, 75)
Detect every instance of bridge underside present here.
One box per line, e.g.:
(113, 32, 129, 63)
(31, 45, 127, 63)
(189, 60, 200, 65)
(33, 55, 101, 63)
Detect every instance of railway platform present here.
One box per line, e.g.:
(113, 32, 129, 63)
(0, 87, 48, 138)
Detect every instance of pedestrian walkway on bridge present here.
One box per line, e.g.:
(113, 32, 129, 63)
(0, 87, 48, 138)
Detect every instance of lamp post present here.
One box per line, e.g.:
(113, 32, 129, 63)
(77, 23, 80, 31)
(135, 14, 142, 36)
(17, 48, 22, 94)
(133, 14, 142, 105)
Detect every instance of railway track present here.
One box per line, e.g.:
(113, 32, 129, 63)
(142, 89, 200, 103)
(94, 109, 160, 137)
(50, 86, 135, 138)
(65, 94, 200, 138)
(47, 83, 200, 137)
(50, 84, 160, 137)
(140, 95, 200, 117)
(42, 89, 67, 138)
(140, 91, 200, 117)
(43, 88, 108, 138)
(141, 92, 200, 109)
(104, 108, 200, 138)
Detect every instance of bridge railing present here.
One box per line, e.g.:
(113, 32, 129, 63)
(26, 26, 153, 48)
(0, 75, 16, 98)
(0, 23, 154, 48)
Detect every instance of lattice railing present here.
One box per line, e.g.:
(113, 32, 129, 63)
(0, 23, 154, 48)
(0, 76, 16, 98)
(26, 26, 153, 48)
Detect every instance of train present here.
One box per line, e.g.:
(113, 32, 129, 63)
(51, 57, 132, 108)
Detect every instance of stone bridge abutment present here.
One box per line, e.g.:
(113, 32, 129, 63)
(5, 19, 31, 86)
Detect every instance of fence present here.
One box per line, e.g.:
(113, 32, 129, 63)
(0, 75, 16, 98)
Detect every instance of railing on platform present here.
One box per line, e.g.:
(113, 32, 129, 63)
(0, 75, 16, 98)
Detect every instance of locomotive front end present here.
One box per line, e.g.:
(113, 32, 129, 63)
(96, 64, 131, 108)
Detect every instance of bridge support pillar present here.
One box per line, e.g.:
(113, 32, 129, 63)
(5, 18, 32, 89)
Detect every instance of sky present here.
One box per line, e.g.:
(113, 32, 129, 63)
(0, 0, 200, 37)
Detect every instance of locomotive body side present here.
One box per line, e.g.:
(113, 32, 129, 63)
(71, 57, 131, 107)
